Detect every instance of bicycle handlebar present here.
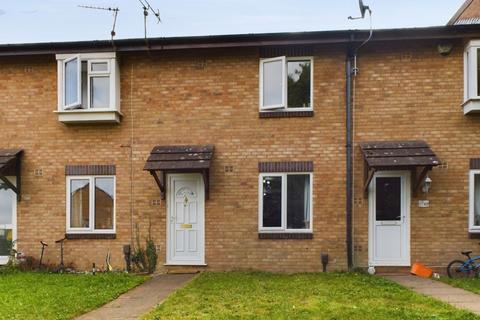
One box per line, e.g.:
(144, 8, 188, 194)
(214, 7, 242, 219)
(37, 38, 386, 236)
(40, 241, 48, 247)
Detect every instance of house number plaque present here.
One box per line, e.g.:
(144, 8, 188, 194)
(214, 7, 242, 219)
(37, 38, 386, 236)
(181, 224, 193, 229)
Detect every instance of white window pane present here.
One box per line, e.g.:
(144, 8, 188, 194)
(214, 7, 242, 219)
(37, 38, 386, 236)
(263, 59, 283, 107)
(65, 58, 79, 106)
(95, 178, 114, 230)
(475, 174, 480, 226)
(262, 176, 282, 227)
(0, 186, 13, 225)
(287, 175, 310, 229)
(70, 179, 90, 228)
(91, 77, 110, 108)
(287, 60, 311, 108)
(91, 62, 108, 72)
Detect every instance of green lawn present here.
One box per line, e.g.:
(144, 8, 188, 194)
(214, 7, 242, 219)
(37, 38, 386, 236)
(441, 277, 480, 295)
(145, 272, 479, 320)
(0, 271, 147, 320)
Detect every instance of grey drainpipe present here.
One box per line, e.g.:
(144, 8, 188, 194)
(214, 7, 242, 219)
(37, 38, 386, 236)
(345, 36, 354, 271)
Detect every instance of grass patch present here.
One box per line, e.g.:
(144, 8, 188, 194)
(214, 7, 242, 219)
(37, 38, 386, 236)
(145, 272, 479, 320)
(0, 271, 147, 320)
(440, 277, 480, 295)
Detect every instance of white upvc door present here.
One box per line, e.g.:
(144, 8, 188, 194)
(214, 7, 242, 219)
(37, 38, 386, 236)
(369, 171, 410, 266)
(0, 177, 16, 265)
(166, 173, 205, 266)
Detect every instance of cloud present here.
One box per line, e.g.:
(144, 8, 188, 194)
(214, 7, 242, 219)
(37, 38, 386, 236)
(0, 9, 5, 16)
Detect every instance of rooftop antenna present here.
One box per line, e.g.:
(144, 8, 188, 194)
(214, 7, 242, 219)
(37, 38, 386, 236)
(347, 0, 373, 75)
(137, 0, 161, 48)
(348, 0, 371, 20)
(78, 5, 120, 41)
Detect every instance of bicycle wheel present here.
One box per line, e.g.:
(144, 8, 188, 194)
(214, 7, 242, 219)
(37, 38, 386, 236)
(447, 260, 474, 278)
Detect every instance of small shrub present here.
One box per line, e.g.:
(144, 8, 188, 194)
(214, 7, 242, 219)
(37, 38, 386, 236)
(146, 239, 158, 274)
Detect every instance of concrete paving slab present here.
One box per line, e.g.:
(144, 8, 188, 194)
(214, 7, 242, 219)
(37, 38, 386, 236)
(76, 273, 196, 320)
(384, 274, 480, 315)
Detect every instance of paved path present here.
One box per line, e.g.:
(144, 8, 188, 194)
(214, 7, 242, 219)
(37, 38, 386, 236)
(385, 275, 480, 315)
(76, 273, 196, 320)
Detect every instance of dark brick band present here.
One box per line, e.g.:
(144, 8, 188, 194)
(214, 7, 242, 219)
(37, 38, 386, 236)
(471, 158, 480, 169)
(65, 233, 116, 240)
(259, 111, 314, 118)
(65, 165, 116, 176)
(259, 161, 313, 173)
(258, 233, 313, 240)
(260, 46, 314, 58)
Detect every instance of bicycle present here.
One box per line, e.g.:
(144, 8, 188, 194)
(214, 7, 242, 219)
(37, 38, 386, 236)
(447, 246, 480, 278)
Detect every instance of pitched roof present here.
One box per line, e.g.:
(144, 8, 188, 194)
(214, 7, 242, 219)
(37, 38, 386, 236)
(448, 0, 480, 25)
(2, 25, 480, 57)
(359, 141, 440, 168)
(144, 145, 214, 171)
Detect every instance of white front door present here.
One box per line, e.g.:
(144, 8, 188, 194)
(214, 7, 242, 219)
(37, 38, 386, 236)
(0, 177, 16, 265)
(167, 173, 205, 265)
(369, 171, 410, 266)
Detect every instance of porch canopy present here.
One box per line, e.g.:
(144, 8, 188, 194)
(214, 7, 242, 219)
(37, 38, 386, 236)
(360, 141, 440, 198)
(144, 145, 214, 200)
(0, 149, 23, 201)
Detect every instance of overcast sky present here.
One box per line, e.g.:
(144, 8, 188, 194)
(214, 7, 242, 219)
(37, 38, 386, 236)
(0, 0, 465, 44)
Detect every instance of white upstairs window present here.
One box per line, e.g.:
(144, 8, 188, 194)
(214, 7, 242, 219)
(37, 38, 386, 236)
(56, 52, 121, 123)
(463, 41, 480, 114)
(259, 56, 313, 112)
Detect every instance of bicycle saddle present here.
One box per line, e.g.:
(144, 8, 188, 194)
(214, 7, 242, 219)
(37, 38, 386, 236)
(462, 251, 473, 255)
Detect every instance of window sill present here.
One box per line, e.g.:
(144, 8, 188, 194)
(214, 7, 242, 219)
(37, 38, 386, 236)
(259, 110, 314, 118)
(462, 99, 480, 115)
(56, 109, 122, 124)
(258, 232, 313, 239)
(65, 233, 116, 240)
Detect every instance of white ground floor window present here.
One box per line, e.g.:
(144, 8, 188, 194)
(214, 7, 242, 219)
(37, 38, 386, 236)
(66, 176, 116, 234)
(259, 173, 312, 232)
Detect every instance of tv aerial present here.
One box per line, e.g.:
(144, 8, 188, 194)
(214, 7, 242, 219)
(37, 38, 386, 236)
(78, 5, 119, 40)
(138, 0, 161, 41)
(348, 0, 371, 20)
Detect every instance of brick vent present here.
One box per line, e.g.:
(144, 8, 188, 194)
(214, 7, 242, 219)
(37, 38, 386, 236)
(260, 46, 314, 58)
(65, 233, 116, 240)
(65, 165, 116, 176)
(259, 161, 314, 173)
(258, 233, 313, 240)
(470, 158, 480, 169)
(259, 111, 314, 118)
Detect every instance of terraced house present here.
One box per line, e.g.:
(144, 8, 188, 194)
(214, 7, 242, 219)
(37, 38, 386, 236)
(1, 0, 480, 273)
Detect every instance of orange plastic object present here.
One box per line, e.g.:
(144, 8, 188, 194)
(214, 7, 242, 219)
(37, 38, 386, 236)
(410, 263, 433, 278)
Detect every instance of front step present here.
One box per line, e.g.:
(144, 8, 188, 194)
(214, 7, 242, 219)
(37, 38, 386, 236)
(374, 266, 411, 275)
(375, 265, 447, 275)
(163, 265, 206, 274)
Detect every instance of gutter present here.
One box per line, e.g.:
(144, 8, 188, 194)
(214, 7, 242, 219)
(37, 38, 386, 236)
(345, 34, 354, 271)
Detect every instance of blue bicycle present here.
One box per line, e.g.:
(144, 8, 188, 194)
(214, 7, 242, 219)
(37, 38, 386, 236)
(447, 249, 480, 278)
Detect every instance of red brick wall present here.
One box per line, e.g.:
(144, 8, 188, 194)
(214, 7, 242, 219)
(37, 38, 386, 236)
(2, 37, 477, 272)
(0, 47, 347, 272)
(352, 39, 480, 268)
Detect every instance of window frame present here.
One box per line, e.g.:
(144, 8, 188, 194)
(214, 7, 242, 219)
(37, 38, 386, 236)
(469, 170, 480, 233)
(258, 172, 313, 233)
(62, 55, 82, 109)
(56, 52, 119, 113)
(87, 59, 111, 109)
(259, 56, 314, 112)
(465, 41, 480, 102)
(66, 175, 116, 234)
